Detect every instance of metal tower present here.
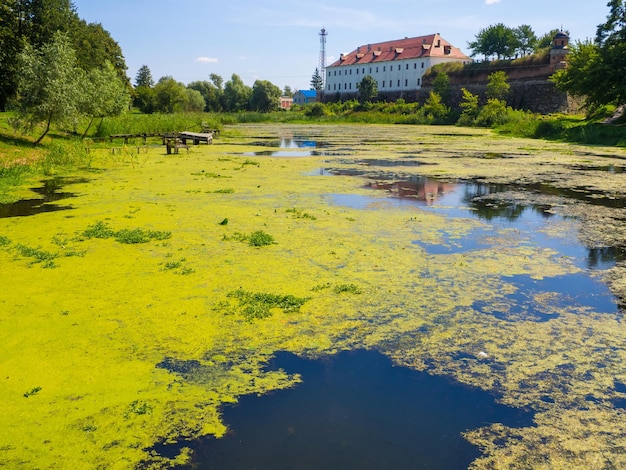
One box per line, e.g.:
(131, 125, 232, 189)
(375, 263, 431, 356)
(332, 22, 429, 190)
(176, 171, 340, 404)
(319, 28, 328, 87)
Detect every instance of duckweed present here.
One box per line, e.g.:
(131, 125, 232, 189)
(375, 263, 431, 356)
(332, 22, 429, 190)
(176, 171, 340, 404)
(3, 124, 626, 468)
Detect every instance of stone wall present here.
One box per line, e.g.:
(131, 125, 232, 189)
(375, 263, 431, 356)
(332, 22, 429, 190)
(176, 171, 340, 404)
(320, 64, 582, 114)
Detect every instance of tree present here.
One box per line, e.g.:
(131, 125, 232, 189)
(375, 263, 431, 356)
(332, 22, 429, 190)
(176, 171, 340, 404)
(223, 74, 251, 112)
(283, 85, 294, 97)
(311, 68, 324, 91)
(135, 65, 154, 88)
(357, 75, 378, 103)
(249, 80, 282, 112)
(536, 29, 563, 50)
(80, 61, 130, 137)
(72, 20, 127, 81)
(184, 89, 206, 113)
(468, 23, 517, 60)
(15, 31, 84, 144)
(457, 88, 480, 126)
(153, 76, 187, 113)
(514, 25, 538, 56)
(552, 1, 626, 108)
(421, 91, 450, 124)
(486, 71, 510, 101)
(188, 79, 223, 112)
(433, 72, 451, 105)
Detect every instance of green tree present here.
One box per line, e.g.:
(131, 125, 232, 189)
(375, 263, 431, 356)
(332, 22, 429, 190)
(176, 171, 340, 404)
(72, 20, 127, 81)
(468, 23, 517, 60)
(421, 91, 450, 124)
(457, 88, 480, 126)
(184, 88, 206, 112)
(153, 76, 187, 113)
(135, 65, 154, 88)
(249, 80, 282, 112)
(134, 86, 155, 114)
(283, 85, 294, 97)
(80, 61, 130, 137)
(310, 68, 324, 91)
(188, 79, 224, 112)
(15, 31, 84, 144)
(514, 25, 538, 56)
(0, 1, 23, 110)
(223, 74, 252, 112)
(433, 71, 451, 105)
(552, 1, 626, 108)
(536, 29, 564, 50)
(486, 71, 510, 101)
(357, 75, 378, 103)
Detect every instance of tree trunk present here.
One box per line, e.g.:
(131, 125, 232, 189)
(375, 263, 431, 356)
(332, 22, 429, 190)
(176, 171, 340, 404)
(81, 117, 94, 139)
(34, 113, 53, 145)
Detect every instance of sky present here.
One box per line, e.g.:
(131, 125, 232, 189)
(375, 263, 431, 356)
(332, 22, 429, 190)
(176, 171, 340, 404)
(72, 0, 609, 92)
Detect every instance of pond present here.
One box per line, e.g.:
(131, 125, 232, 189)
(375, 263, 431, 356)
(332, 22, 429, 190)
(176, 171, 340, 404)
(2, 124, 626, 469)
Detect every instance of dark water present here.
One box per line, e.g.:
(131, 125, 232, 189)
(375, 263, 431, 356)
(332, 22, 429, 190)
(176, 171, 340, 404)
(0, 177, 84, 218)
(161, 350, 533, 470)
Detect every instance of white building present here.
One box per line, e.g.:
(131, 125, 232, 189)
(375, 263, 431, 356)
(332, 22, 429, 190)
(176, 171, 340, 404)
(325, 33, 471, 97)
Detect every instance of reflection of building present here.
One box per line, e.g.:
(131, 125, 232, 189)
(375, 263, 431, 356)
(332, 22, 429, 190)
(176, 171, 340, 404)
(293, 89, 318, 105)
(325, 33, 470, 96)
(368, 177, 457, 205)
(550, 31, 570, 70)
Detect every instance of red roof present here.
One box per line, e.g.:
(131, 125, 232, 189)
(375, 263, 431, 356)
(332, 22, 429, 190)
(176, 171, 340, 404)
(328, 33, 469, 67)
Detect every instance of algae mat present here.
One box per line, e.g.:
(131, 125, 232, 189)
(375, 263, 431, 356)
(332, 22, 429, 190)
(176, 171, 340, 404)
(1, 124, 626, 468)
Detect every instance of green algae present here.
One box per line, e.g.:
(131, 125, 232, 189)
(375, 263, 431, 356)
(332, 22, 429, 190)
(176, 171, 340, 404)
(2, 124, 626, 468)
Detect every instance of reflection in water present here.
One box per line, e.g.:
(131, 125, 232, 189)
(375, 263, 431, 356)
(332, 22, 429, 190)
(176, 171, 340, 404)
(160, 350, 534, 470)
(0, 177, 85, 218)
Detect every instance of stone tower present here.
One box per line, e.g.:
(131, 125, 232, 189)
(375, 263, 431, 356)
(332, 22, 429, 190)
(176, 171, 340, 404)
(550, 31, 570, 70)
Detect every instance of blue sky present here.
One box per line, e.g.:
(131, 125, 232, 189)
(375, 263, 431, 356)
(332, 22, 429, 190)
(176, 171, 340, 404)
(73, 0, 608, 92)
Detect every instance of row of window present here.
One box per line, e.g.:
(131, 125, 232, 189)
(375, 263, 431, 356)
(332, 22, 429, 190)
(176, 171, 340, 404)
(327, 78, 422, 91)
(328, 62, 425, 77)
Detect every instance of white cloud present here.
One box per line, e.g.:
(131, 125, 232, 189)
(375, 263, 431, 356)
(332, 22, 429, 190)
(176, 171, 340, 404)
(196, 57, 218, 64)
(485, 0, 502, 4)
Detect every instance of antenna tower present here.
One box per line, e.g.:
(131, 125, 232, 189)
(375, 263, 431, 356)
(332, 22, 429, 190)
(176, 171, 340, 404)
(319, 28, 328, 86)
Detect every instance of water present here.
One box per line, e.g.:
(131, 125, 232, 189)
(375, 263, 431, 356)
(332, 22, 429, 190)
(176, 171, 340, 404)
(0, 177, 85, 218)
(161, 350, 534, 470)
(157, 159, 621, 467)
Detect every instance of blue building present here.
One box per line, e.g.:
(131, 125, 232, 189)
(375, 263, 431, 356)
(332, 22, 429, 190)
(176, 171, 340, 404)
(293, 89, 318, 105)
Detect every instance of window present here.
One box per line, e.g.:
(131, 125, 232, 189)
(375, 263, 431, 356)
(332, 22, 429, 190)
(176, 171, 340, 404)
(363, 68, 365, 74)
(369, 67, 372, 73)
(328, 84, 331, 90)
(406, 64, 409, 70)
(405, 79, 408, 86)
(349, 69, 352, 75)
(339, 70, 341, 76)
(414, 63, 417, 69)
(349, 83, 352, 89)
(356, 68, 359, 75)
(382, 80, 385, 88)
(383, 66, 386, 72)
(421, 62, 424, 68)
(328, 71, 331, 76)
(376, 67, 379, 73)
(417, 79, 421, 86)
(397, 80, 400, 87)
(334, 71, 337, 76)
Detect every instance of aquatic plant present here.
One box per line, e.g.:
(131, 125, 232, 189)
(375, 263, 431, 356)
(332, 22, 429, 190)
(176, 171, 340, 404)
(81, 221, 171, 244)
(223, 289, 310, 321)
(225, 230, 276, 247)
(23, 386, 42, 398)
